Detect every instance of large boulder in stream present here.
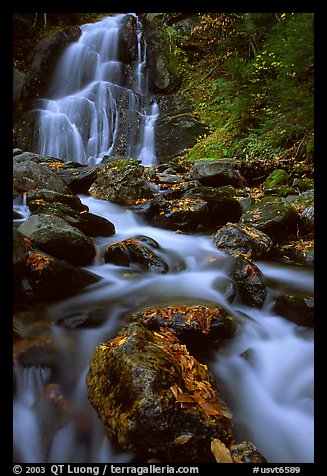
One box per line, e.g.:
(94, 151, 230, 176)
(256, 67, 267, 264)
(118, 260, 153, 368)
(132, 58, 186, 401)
(240, 197, 300, 243)
(87, 322, 234, 462)
(213, 222, 273, 260)
(13, 153, 70, 195)
(13, 228, 100, 303)
(88, 158, 154, 205)
(223, 256, 267, 308)
(27, 189, 115, 237)
(129, 305, 236, 344)
(18, 214, 96, 266)
(104, 238, 169, 273)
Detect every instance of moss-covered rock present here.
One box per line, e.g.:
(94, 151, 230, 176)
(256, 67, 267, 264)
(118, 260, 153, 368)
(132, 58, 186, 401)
(88, 159, 154, 205)
(240, 197, 300, 242)
(263, 169, 289, 191)
(87, 322, 234, 462)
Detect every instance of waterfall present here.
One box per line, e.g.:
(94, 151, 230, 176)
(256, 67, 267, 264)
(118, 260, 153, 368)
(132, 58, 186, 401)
(35, 14, 158, 166)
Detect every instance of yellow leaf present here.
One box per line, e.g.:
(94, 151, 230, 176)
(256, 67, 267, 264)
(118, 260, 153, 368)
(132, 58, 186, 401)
(173, 434, 193, 445)
(211, 439, 233, 463)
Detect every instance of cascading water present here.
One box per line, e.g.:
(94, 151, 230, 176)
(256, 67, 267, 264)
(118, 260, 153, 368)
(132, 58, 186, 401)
(13, 13, 314, 464)
(35, 14, 158, 166)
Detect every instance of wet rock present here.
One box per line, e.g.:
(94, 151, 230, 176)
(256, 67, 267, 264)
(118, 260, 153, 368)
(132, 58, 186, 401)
(18, 213, 96, 266)
(27, 190, 115, 237)
(33, 383, 72, 459)
(284, 189, 314, 234)
(104, 238, 169, 274)
(240, 197, 300, 242)
(55, 164, 101, 194)
(213, 222, 273, 260)
(156, 113, 208, 163)
(87, 323, 234, 462)
(130, 305, 236, 343)
(230, 441, 267, 463)
(88, 158, 154, 205)
(144, 196, 209, 231)
(183, 186, 242, 228)
(27, 188, 88, 212)
(13, 155, 70, 195)
(13, 333, 57, 369)
(188, 160, 247, 188)
(274, 295, 314, 327)
(14, 248, 100, 303)
(225, 256, 267, 308)
(263, 168, 289, 193)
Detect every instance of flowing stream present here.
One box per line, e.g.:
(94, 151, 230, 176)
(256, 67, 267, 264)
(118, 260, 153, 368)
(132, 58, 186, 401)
(13, 13, 314, 464)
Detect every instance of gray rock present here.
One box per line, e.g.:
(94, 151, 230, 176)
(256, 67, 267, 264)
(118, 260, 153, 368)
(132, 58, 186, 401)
(188, 160, 247, 188)
(13, 157, 70, 195)
(213, 222, 273, 260)
(240, 197, 300, 242)
(18, 214, 96, 266)
(89, 158, 153, 205)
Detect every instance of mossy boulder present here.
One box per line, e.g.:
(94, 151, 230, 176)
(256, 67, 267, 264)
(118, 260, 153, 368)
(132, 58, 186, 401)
(87, 322, 234, 462)
(263, 169, 289, 191)
(240, 197, 300, 242)
(88, 159, 154, 205)
(27, 189, 115, 237)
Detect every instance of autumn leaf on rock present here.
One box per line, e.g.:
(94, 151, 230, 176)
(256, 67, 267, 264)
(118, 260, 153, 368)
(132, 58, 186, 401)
(173, 434, 193, 445)
(26, 252, 54, 272)
(211, 438, 233, 463)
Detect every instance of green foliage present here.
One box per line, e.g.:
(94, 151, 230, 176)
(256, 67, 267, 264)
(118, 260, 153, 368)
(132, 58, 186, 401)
(181, 12, 314, 162)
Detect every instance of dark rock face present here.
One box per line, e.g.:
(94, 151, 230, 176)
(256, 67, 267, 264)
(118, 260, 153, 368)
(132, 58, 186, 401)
(20, 26, 82, 103)
(225, 256, 267, 308)
(144, 197, 209, 232)
(104, 238, 169, 273)
(87, 322, 234, 462)
(274, 295, 314, 327)
(13, 26, 82, 150)
(155, 112, 208, 163)
(13, 229, 100, 303)
(188, 160, 247, 188)
(213, 222, 273, 260)
(183, 186, 242, 228)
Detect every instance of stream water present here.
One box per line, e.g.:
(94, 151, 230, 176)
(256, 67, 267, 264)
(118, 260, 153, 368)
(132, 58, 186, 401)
(13, 13, 314, 464)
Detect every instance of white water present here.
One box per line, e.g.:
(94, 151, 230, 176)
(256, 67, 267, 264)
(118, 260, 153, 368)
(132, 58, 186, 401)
(13, 197, 314, 463)
(35, 14, 158, 166)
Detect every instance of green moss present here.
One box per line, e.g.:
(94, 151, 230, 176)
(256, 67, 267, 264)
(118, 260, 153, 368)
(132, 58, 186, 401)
(263, 169, 289, 189)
